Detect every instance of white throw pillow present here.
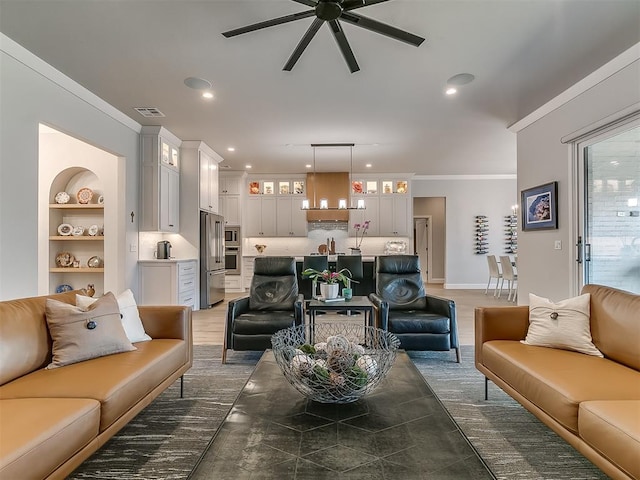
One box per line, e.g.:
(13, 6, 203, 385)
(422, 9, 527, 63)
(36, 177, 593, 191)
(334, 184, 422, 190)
(522, 293, 602, 357)
(77, 289, 151, 343)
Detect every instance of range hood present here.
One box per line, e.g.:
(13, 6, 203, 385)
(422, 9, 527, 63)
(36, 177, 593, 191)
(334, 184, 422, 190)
(305, 172, 350, 222)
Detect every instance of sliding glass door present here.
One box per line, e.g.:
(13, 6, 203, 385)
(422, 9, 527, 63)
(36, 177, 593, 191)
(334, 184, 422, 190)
(577, 121, 640, 293)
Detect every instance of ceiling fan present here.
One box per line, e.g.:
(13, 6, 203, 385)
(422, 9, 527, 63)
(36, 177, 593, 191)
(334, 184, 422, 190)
(222, 0, 425, 73)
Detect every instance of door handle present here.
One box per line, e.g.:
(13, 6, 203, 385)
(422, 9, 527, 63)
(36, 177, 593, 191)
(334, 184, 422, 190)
(585, 243, 592, 262)
(576, 236, 582, 264)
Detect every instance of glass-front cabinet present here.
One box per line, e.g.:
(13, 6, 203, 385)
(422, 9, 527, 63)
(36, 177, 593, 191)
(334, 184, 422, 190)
(349, 175, 411, 237)
(248, 177, 305, 196)
(381, 179, 409, 195)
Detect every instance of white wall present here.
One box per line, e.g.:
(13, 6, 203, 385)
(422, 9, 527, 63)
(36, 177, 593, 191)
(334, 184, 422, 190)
(0, 34, 141, 300)
(411, 176, 518, 288)
(515, 54, 640, 301)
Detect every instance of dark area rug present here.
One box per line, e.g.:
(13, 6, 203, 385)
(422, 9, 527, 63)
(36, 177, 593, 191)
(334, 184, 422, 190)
(70, 345, 608, 480)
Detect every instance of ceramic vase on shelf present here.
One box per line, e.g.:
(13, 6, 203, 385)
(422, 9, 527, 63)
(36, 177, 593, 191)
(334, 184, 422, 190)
(320, 283, 339, 300)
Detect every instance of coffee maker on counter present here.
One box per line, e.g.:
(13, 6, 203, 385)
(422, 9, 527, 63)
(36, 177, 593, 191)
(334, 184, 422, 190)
(156, 241, 172, 259)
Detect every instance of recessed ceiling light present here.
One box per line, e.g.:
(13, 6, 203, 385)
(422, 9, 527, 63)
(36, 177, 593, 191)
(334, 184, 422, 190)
(202, 91, 214, 99)
(445, 87, 457, 95)
(365, 163, 372, 168)
(245, 164, 252, 169)
(184, 77, 212, 90)
(227, 147, 236, 152)
(447, 73, 475, 86)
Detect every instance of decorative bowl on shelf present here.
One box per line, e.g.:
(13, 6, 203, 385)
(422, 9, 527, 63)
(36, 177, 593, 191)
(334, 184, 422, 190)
(271, 323, 400, 404)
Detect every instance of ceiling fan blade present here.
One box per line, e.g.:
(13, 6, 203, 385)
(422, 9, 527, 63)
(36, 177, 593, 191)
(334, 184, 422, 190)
(343, 0, 390, 11)
(291, 0, 318, 6)
(329, 20, 360, 73)
(283, 17, 324, 71)
(341, 11, 425, 46)
(222, 10, 315, 38)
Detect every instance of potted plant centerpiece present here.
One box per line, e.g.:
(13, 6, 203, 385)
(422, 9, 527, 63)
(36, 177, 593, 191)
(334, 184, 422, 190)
(302, 268, 356, 300)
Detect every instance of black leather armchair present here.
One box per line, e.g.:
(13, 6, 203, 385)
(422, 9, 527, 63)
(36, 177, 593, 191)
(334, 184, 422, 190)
(223, 257, 304, 363)
(369, 255, 460, 362)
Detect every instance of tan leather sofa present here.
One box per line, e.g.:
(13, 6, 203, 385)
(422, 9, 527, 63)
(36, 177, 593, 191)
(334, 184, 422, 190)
(0, 290, 193, 480)
(475, 284, 640, 480)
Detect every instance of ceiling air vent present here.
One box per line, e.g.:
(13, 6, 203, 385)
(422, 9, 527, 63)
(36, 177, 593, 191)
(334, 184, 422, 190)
(134, 107, 165, 118)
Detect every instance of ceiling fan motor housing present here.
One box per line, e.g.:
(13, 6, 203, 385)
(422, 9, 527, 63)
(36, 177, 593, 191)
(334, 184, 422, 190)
(316, 1, 343, 21)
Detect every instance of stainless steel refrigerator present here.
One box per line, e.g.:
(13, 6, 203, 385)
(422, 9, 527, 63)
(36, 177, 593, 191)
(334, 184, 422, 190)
(200, 211, 225, 308)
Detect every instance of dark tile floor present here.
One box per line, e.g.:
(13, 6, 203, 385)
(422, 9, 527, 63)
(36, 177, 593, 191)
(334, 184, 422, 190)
(188, 352, 495, 480)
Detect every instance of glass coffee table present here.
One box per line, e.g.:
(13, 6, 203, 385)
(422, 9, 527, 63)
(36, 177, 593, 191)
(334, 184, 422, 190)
(188, 350, 495, 479)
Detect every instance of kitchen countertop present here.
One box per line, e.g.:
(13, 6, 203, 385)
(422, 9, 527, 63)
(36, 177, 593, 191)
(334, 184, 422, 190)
(243, 255, 376, 262)
(138, 258, 197, 263)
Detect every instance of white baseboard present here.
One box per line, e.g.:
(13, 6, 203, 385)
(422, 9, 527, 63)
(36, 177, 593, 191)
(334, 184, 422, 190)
(444, 283, 487, 289)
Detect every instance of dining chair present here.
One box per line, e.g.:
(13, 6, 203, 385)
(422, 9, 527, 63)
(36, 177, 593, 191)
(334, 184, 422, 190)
(499, 255, 518, 302)
(485, 255, 503, 297)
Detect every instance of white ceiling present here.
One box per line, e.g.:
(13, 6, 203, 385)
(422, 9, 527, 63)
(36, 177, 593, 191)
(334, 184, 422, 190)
(1, 0, 639, 175)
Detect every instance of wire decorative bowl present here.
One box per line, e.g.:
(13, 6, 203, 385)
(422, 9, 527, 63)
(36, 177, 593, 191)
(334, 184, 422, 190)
(271, 323, 400, 404)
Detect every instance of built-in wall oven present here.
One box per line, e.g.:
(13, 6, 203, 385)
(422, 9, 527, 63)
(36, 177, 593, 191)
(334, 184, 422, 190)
(224, 227, 241, 275)
(225, 246, 241, 275)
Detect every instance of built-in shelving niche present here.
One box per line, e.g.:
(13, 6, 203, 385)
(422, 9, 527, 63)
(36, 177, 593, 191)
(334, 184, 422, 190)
(48, 168, 105, 295)
(38, 123, 123, 297)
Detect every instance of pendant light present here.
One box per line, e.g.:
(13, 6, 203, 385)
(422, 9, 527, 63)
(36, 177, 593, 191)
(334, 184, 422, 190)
(301, 143, 366, 210)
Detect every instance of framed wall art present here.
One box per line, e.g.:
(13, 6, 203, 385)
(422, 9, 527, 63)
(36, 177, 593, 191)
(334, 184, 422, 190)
(521, 181, 558, 231)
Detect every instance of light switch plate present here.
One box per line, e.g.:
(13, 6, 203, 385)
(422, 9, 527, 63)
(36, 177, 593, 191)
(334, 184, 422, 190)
(554, 240, 562, 250)
(130, 243, 137, 252)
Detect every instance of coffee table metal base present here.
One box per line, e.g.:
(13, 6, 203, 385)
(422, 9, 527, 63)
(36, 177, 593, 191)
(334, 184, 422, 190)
(188, 351, 494, 480)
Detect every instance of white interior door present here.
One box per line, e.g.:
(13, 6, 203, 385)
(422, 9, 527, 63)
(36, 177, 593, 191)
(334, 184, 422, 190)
(414, 217, 430, 283)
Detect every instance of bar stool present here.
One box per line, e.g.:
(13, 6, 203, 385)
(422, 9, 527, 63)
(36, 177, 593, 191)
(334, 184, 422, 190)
(302, 255, 328, 318)
(336, 254, 364, 316)
(302, 255, 328, 299)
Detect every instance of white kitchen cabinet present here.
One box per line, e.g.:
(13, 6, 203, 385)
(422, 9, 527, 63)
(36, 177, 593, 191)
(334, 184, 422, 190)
(245, 196, 276, 237)
(160, 166, 180, 232)
(349, 196, 379, 237)
(242, 257, 255, 290)
(138, 260, 197, 309)
(220, 195, 240, 225)
(141, 126, 181, 233)
(199, 149, 220, 214)
(220, 175, 242, 195)
(181, 140, 221, 215)
(224, 275, 244, 292)
(219, 173, 244, 225)
(379, 195, 410, 236)
(276, 196, 307, 237)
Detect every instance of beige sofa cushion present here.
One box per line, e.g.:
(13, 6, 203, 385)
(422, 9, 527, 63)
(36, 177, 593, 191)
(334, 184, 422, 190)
(0, 339, 186, 431)
(483, 340, 640, 433)
(0, 398, 100, 480)
(45, 292, 136, 369)
(579, 400, 640, 480)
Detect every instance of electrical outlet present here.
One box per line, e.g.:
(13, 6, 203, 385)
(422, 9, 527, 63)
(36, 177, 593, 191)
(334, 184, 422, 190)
(130, 243, 137, 252)
(554, 240, 562, 250)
